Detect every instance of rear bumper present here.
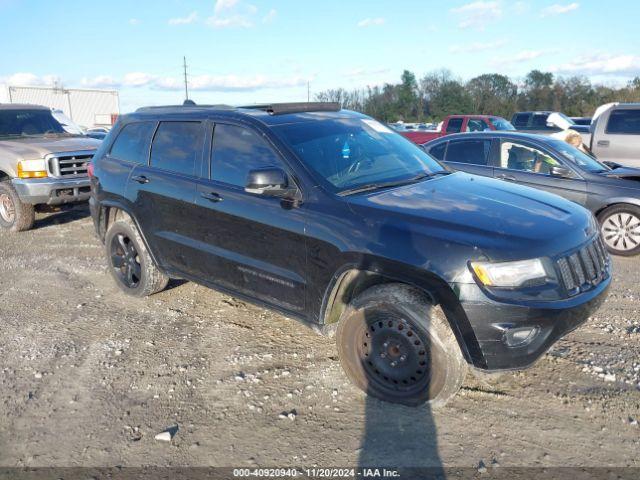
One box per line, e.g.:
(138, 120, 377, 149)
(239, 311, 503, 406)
(12, 177, 91, 206)
(456, 276, 610, 370)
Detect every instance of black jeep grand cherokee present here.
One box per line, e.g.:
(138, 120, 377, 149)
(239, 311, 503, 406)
(89, 102, 611, 407)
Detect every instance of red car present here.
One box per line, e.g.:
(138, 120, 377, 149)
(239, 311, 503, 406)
(401, 115, 515, 144)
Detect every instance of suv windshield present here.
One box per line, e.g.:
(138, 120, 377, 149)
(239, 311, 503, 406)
(548, 138, 610, 173)
(490, 117, 516, 131)
(275, 117, 446, 193)
(0, 109, 67, 138)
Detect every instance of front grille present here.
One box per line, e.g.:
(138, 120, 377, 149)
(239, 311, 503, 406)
(556, 236, 610, 296)
(47, 151, 94, 178)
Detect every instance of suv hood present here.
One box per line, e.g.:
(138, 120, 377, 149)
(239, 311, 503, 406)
(598, 166, 640, 181)
(347, 172, 593, 262)
(0, 136, 101, 162)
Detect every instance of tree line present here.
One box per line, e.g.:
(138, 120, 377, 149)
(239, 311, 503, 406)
(314, 70, 640, 123)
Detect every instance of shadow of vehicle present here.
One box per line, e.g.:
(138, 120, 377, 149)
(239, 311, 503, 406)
(34, 204, 91, 229)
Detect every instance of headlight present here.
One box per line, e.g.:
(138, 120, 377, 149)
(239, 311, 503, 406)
(470, 258, 548, 288)
(17, 159, 48, 179)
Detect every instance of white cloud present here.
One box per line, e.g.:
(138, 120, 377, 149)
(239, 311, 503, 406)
(206, 15, 253, 28)
(491, 49, 552, 67)
(450, 1, 502, 29)
(549, 53, 640, 76)
(80, 75, 120, 88)
(512, 1, 529, 14)
(169, 11, 198, 25)
(344, 67, 390, 78)
(449, 39, 507, 53)
(214, 0, 239, 14)
(207, 0, 260, 28)
(1, 72, 61, 86)
(262, 8, 277, 23)
(123, 72, 156, 87)
(129, 18, 140, 25)
(540, 2, 579, 17)
(357, 17, 385, 27)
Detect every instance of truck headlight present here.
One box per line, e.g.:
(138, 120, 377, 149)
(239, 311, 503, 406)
(470, 258, 548, 288)
(17, 159, 48, 179)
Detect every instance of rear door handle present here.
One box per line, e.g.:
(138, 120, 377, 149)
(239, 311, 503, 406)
(597, 140, 610, 147)
(201, 191, 223, 202)
(131, 175, 150, 184)
(496, 173, 517, 181)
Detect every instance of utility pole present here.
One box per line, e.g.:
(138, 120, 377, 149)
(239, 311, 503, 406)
(307, 81, 310, 102)
(183, 56, 189, 101)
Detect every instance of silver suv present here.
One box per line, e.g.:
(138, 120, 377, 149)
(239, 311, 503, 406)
(0, 104, 101, 231)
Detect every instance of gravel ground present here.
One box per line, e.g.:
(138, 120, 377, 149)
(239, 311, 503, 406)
(0, 205, 638, 469)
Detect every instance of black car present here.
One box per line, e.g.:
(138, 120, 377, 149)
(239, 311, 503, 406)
(89, 103, 610, 407)
(424, 131, 640, 256)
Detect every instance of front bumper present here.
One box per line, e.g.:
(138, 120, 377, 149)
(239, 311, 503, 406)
(456, 275, 611, 370)
(12, 177, 91, 206)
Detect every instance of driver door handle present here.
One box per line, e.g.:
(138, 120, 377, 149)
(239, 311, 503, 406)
(597, 140, 610, 147)
(496, 173, 517, 181)
(201, 191, 223, 202)
(131, 175, 150, 184)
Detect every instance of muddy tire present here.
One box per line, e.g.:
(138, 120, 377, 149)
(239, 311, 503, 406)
(336, 283, 467, 408)
(0, 180, 35, 232)
(597, 204, 640, 256)
(105, 217, 169, 297)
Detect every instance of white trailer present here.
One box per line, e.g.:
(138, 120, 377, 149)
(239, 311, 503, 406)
(0, 84, 119, 129)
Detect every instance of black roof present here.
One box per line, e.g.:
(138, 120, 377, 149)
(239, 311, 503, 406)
(130, 102, 352, 126)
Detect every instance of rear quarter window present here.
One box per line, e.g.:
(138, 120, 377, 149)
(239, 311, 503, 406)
(445, 139, 492, 165)
(606, 109, 640, 134)
(446, 118, 464, 133)
(110, 122, 156, 165)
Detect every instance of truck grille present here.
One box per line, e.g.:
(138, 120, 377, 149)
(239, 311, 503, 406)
(47, 151, 94, 178)
(556, 236, 609, 296)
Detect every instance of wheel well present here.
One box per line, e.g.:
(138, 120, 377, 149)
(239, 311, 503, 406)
(99, 206, 132, 241)
(322, 269, 438, 326)
(594, 202, 640, 219)
(0, 170, 9, 181)
(321, 268, 479, 366)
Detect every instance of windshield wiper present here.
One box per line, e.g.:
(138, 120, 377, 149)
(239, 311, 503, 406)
(338, 172, 446, 196)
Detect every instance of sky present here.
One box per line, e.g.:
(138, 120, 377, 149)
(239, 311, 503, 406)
(1, 0, 639, 113)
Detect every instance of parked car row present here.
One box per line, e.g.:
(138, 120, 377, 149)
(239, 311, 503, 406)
(400, 114, 515, 144)
(0, 101, 616, 409)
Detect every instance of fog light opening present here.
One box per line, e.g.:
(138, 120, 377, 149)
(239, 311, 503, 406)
(503, 326, 540, 348)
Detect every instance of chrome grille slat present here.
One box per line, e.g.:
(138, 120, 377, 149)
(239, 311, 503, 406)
(47, 152, 94, 178)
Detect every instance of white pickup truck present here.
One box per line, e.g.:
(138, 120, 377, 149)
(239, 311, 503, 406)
(0, 104, 101, 232)
(588, 103, 640, 168)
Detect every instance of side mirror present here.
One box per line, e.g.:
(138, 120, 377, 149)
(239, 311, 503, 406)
(245, 168, 297, 198)
(550, 165, 573, 178)
(602, 160, 621, 170)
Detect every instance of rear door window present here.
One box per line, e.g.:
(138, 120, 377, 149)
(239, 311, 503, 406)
(446, 118, 464, 133)
(445, 139, 492, 165)
(211, 124, 284, 187)
(110, 122, 156, 164)
(150, 121, 204, 176)
(606, 109, 640, 134)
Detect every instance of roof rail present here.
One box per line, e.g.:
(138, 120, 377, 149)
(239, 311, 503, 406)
(240, 102, 341, 115)
(135, 104, 234, 112)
